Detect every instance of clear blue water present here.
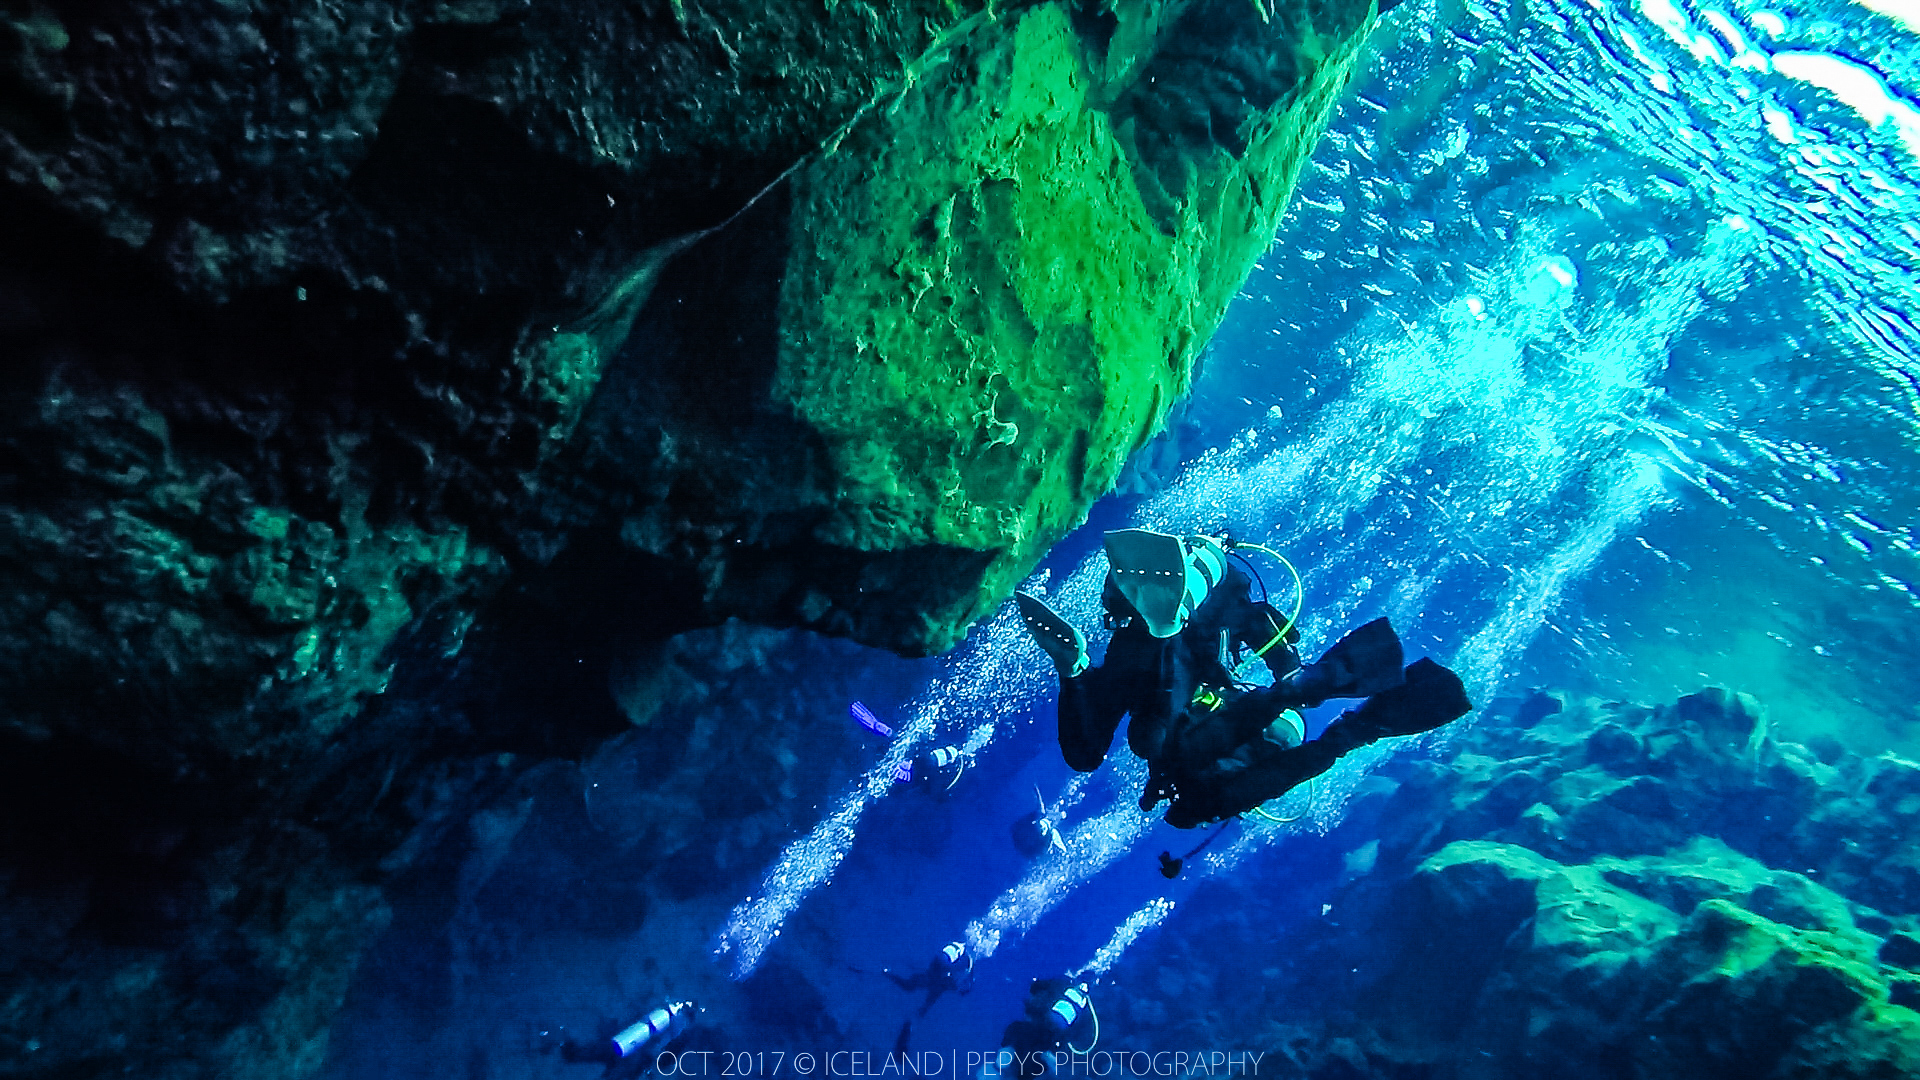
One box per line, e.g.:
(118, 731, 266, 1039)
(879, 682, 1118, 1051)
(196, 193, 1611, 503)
(323, 0, 1918, 1073)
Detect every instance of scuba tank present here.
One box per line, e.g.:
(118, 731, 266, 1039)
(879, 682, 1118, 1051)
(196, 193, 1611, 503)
(935, 940, 976, 993)
(562, 1000, 696, 1070)
(613, 1000, 696, 1060)
(904, 746, 972, 791)
(1042, 982, 1093, 1039)
(937, 940, 969, 972)
(987, 979, 1097, 1080)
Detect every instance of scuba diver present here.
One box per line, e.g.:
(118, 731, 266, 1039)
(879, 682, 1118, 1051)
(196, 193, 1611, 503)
(992, 976, 1098, 1079)
(902, 744, 973, 795)
(558, 999, 697, 1075)
(884, 939, 977, 1015)
(1011, 786, 1068, 858)
(1018, 529, 1471, 827)
(1017, 529, 1307, 771)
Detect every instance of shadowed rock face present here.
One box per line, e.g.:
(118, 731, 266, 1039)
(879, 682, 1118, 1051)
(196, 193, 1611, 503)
(0, 0, 1380, 1075)
(1, 0, 1375, 758)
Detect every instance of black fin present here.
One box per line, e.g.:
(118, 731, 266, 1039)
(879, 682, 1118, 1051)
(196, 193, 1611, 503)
(1290, 618, 1405, 704)
(1345, 658, 1472, 738)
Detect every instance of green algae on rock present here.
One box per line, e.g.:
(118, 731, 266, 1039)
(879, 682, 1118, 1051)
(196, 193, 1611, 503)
(3, 0, 1378, 745)
(1403, 836, 1920, 1076)
(1102, 687, 1920, 1079)
(777, 0, 1373, 649)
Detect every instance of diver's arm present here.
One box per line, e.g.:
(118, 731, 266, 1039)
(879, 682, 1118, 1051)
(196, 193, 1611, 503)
(1229, 599, 1299, 679)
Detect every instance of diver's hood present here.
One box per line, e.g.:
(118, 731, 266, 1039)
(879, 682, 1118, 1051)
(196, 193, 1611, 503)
(1103, 529, 1226, 638)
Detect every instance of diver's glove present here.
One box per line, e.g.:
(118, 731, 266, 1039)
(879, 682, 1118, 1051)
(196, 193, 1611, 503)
(1320, 658, 1472, 751)
(1277, 618, 1405, 707)
(1017, 593, 1088, 678)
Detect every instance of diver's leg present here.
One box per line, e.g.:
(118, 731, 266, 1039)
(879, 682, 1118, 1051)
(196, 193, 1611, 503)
(1276, 618, 1407, 707)
(1199, 740, 1344, 825)
(1058, 664, 1128, 772)
(1161, 737, 1344, 829)
(1112, 629, 1184, 762)
(1164, 658, 1471, 827)
(1020, 593, 1120, 770)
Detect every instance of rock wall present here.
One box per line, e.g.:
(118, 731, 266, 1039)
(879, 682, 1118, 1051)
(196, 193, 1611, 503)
(0, 1, 1382, 1076)
(2, 0, 1375, 755)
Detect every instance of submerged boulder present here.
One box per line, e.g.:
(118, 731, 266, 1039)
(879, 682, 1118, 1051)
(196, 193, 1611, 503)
(1107, 686, 1920, 1079)
(1399, 839, 1906, 1078)
(2, 0, 1376, 751)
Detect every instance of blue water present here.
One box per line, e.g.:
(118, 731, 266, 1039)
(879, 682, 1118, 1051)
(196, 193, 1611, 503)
(323, 0, 1918, 1073)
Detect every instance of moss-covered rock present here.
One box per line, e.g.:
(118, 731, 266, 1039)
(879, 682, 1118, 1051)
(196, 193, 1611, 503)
(1106, 686, 1920, 1079)
(771, 0, 1369, 644)
(2, 0, 1376, 752)
(1398, 837, 1904, 1076)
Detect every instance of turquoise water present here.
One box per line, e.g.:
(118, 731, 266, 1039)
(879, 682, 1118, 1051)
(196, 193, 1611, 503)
(1218, 0, 1919, 750)
(325, 0, 1918, 1074)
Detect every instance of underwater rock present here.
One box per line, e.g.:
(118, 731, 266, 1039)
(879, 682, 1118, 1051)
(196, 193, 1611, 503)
(1108, 685, 1920, 1078)
(1391, 839, 1907, 1076)
(1584, 721, 1643, 771)
(1883, 931, 1920, 971)
(2, 0, 1379, 749)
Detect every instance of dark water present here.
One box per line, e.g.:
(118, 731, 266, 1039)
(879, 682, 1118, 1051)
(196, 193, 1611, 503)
(324, 0, 1918, 1074)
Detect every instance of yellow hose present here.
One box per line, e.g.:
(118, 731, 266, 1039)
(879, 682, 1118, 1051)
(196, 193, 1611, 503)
(1247, 777, 1318, 825)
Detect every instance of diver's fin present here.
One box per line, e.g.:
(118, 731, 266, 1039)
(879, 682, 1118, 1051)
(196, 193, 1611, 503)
(1034, 785, 1047, 816)
(1103, 529, 1190, 637)
(1332, 658, 1473, 745)
(1017, 593, 1088, 677)
(1283, 618, 1406, 706)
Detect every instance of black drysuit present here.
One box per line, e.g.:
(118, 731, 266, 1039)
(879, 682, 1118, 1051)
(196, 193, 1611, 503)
(996, 978, 1096, 1079)
(1056, 565, 1298, 773)
(1155, 656, 1471, 827)
(885, 948, 973, 1016)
